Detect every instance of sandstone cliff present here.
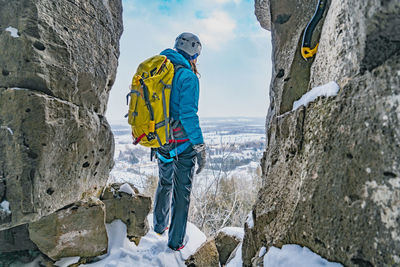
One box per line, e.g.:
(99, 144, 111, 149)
(0, 0, 122, 231)
(245, 0, 400, 266)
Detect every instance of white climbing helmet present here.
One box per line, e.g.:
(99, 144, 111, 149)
(174, 32, 202, 60)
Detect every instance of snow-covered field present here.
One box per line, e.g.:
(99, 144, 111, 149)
(109, 117, 266, 191)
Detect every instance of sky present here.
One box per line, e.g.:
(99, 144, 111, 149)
(106, 0, 272, 123)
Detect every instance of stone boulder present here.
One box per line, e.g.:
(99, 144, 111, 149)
(214, 227, 243, 266)
(244, 0, 400, 266)
(101, 183, 151, 244)
(0, 0, 122, 231)
(28, 199, 108, 261)
(0, 89, 114, 230)
(0, 224, 37, 252)
(185, 238, 220, 267)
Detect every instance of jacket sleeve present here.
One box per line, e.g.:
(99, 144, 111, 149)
(178, 71, 204, 145)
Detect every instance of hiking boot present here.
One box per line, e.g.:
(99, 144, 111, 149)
(168, 236, 188, 251)
(175, 244, 185, 251)
(156, 226, 169, 236)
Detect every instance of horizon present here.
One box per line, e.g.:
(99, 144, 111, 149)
(108, 115, 266, 125)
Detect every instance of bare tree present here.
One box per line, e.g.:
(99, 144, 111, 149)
(189, 137, 263, 235)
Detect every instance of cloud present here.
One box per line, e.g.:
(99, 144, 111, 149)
(194, 11, 237, 50)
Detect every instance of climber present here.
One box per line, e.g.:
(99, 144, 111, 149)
(152, 32, 206, 251)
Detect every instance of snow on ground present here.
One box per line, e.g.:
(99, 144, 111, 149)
(80, 214, 206, 267)
(292, 81, 340, 111)
(227, 243, 343, 267)
(5, 26, 19, 38)
(263, 245, 343, 267)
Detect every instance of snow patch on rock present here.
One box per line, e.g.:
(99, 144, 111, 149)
(246, 212, 254, 229)
(119, 183, 136, 196)
(292, 81, 340, 111)
(0, 200, 11, 214)
(258, 246, 267, 257)
(5, 26, 19, 38)
(0, 126, 13, 135)
(55, 256, 80, 267)
(219, 227, 244, 240)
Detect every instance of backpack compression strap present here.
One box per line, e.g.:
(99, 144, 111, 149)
(139, 78, 157, 142)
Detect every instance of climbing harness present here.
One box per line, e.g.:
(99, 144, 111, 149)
(301, 0, 327, 60)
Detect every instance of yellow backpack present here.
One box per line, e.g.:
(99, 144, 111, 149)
(126, 55, 175, 148)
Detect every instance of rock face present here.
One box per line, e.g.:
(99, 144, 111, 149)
(254, 0, 271, 31)
(28, 199, 108, 261)
(101, 183, 152, 244)
(244, 0, 400, 266)
(0, 0, 122, 231)
(185, 239, 220, 267)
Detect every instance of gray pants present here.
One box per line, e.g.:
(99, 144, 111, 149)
(153, 145, 196, 249)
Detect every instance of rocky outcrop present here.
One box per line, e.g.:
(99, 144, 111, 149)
(254, 0, 271, 31)
(28, 199, 108, 261)
(244, 0, 400, 266)
(101, 183, 152, 245)
(214, 228, 243, 266)
(185, 238, 220, 267)
(0, 0, 122, 231)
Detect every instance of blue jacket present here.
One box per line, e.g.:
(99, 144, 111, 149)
(160, 49, 204, 145)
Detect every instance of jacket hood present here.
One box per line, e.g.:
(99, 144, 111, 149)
(160, 49, 191, 69)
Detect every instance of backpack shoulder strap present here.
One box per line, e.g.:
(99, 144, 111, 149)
(174, 64, 185, 72)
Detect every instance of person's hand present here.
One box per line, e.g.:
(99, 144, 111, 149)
(193, 144, 206, 174)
